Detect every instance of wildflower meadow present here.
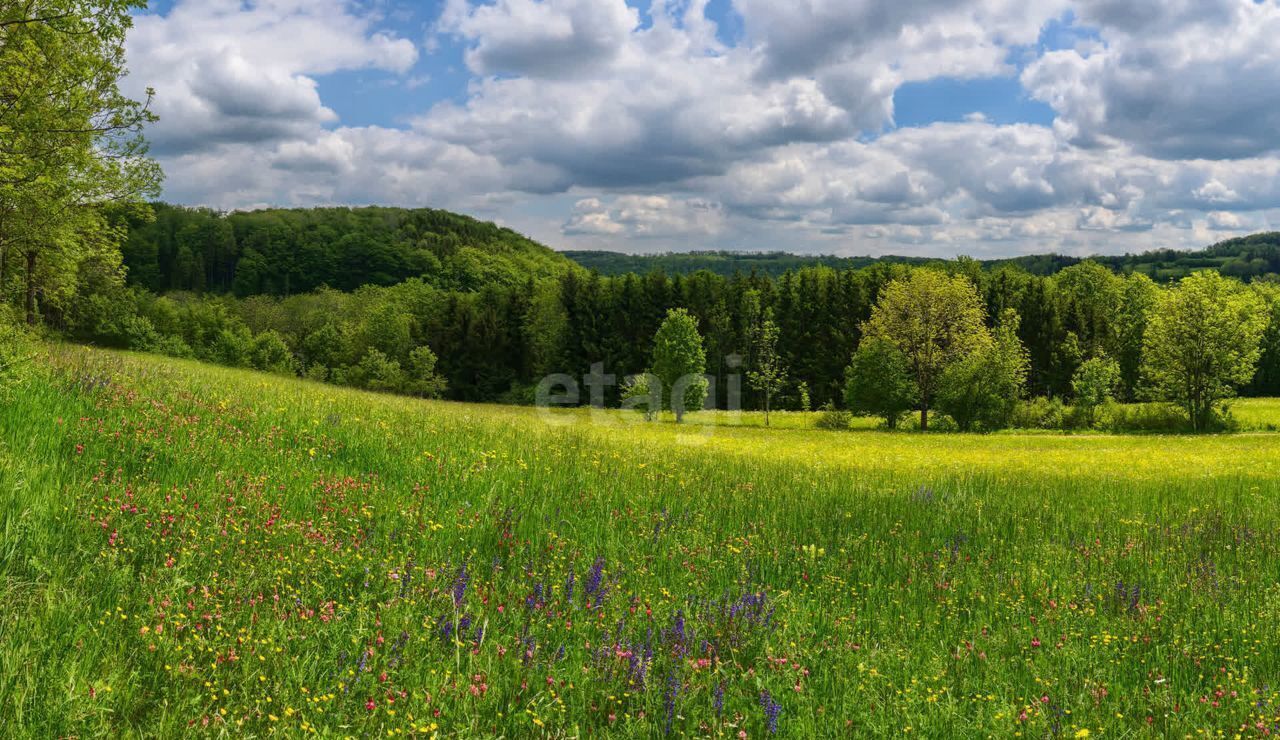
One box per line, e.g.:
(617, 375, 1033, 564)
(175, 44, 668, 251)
(3, 345, 1280, 737)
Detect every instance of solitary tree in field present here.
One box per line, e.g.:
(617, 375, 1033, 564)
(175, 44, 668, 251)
(844, 337, 916, 429)
(862, 269, 989, 430)
(747, 310, 787, 426)
(1143, 271, 1268, 431)
(652, 308, 708, 423)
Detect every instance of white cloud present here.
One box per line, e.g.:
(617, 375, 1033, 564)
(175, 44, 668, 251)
(127, 0, 417, 155)
(439, 0, 639, 78)
(1023, 0, 1280, 160)
(132, 0, 1280, 256)
(564, 195, 726, 237)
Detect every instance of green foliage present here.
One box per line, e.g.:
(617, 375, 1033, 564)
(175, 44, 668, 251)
(211, 325, 256, 368)
(745, 311, 786, 425)
(651, 308, 708, 422)
(405, 345, 447, 399)
(1143, 271, 1269, 431)
(814, 402, 852, 430)
(1072, 355, 1121, 426)
(351, 349, 406, 393)
(0, 1, 161, 325)
(621, 372, 660, 421)
(863, 269, 990, 430)
(252, 331, 297, 375)
(935, 313, 1029, 432)
(1010, 397, 1074, 431)
(119, 204, 579, 296)
(844, 337, 917, 429)
(0, 307, 32, 390)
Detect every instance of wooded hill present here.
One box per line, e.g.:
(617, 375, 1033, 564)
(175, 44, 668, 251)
(565, 232, 1280, 281)
(121, 203, 579, 296)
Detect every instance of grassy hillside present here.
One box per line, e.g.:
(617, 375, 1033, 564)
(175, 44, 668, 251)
(4, 347, 1280, 736)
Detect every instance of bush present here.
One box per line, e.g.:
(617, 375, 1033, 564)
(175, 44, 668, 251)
(151, 335, 195, 359)
(936, 317, 1028, 432)
(350, 349, 405, 392)
(1011, 397, 1070, 430)
(0, 307, 34, 391)
(1072, 355, 1121, 427)
(621, 372, 659, 421)
(1096, 402, 1195, 433)
(405, 345, 447, 398)
(211, 326, 255, 368)
(252, 330, 298, 375)
(815, 403, 852, 430)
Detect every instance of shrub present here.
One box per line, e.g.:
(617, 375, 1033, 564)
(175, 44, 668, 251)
(252, 330, 298, 375)
(622, 372, 660, 421)
(815, 403, 852, 430)
(211, 326, 255, 368)
(351, 349, 405, 393)
(151, 335, 195, 359)
(1011, 397, 1070, 430)
(0, 307, 34, 391)
(1072, 355, 1121, 427)
(405, 345, 447, 399)
(1096, 402, 1194, 433)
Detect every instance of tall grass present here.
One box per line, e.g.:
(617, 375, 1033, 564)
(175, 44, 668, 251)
(2, 345, 1279, 736)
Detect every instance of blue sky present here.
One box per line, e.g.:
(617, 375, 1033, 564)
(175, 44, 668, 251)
(125, 0, 1280, 256)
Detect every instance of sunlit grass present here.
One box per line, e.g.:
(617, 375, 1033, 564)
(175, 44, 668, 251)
(2, 345, 1279, 736)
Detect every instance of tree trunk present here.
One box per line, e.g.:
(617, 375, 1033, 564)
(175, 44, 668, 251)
(24, 250, 36, 326)
(920, 405, 929, 431)
(764, 394, 771, 427)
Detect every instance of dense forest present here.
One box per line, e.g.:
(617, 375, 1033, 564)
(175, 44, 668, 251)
(567, 233, 1280, 280)
(121, 203, 577, 295)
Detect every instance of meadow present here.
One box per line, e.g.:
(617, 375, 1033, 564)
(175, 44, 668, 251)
(3, 345, 1280, 737)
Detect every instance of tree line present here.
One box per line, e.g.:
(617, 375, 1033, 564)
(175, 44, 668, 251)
(29, 249, 1280, 431)
(567, 233, 1280, 282)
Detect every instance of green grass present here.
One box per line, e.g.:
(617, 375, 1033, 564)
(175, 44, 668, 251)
(3, 345, 1280, 737)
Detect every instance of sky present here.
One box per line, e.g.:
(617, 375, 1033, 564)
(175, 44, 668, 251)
(124, 0, 1280, 257)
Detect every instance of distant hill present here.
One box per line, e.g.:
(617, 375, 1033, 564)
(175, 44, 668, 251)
(122, 203, 580, 296)
(565, 233, 1280, 281)
(562, 250, 940, 277)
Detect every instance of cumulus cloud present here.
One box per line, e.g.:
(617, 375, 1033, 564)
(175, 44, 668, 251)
(127, 0, 417, 155)
(1023, 0, 1280, 160)
(131, 0, 1280, 256)
(439, 0, 638, 78)
(563, 195, 726, 237)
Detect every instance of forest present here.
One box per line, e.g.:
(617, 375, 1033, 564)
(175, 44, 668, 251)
(6, 201, 1268, 434)
(567, 233, 1280, 279)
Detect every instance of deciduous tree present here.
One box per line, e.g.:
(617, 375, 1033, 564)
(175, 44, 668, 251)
(1143, 271, 1268, 431)
(862, 269, 989, 430)
(651, 308, 707, 423)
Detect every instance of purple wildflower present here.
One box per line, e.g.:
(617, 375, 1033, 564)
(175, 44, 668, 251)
(759, 690, 781, 734)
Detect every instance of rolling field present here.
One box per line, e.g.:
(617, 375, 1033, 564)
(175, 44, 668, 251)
(3, 346, 1280, 737)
